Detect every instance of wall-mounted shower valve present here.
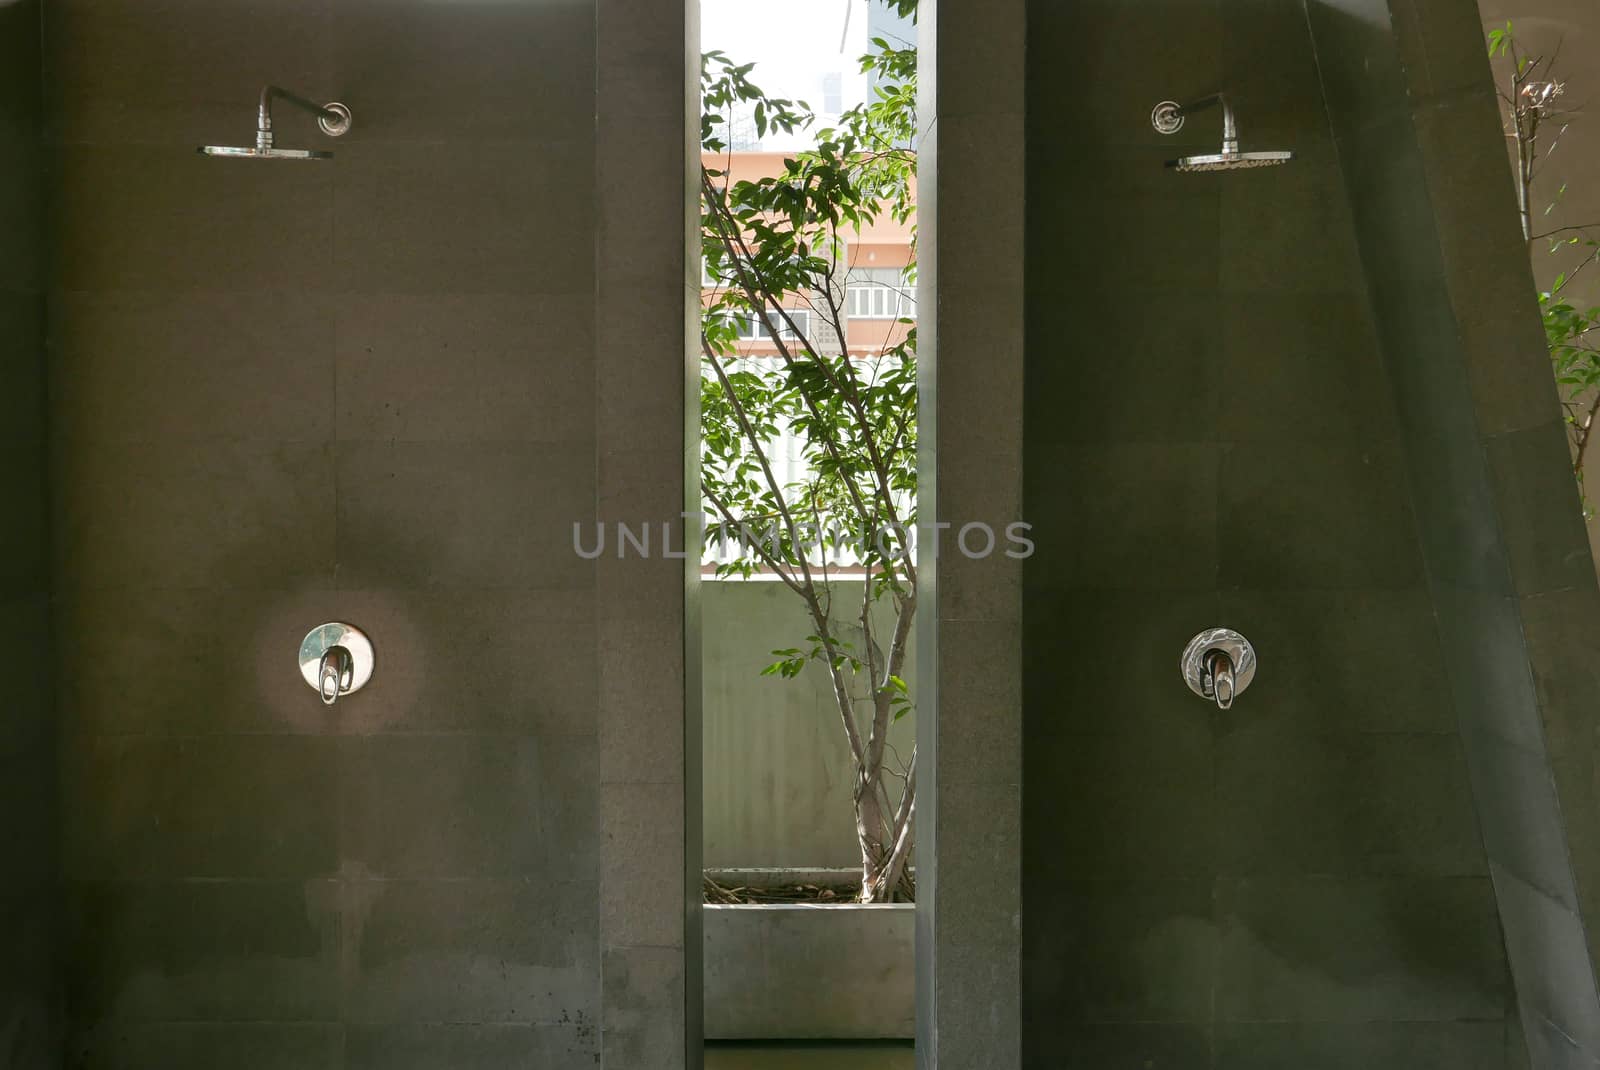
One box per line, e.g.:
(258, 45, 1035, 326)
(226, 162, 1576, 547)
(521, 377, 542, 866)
(299, 623, 374, 706)
(1181, 628, 1256, 710)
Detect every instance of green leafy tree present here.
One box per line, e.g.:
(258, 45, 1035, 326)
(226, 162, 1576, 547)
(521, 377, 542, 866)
(700, 20, 919, 902)
(1490, 23, 1600, 496)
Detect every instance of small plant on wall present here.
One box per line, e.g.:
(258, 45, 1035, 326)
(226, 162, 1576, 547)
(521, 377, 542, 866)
(699, 2, 920, 903)
(1489, 22, 1600, 503)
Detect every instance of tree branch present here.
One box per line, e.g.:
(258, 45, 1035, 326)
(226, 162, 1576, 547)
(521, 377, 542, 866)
(865, 751, 916, 902)
(1532, 222, 1600, 242)
(701, 168, 885, 541)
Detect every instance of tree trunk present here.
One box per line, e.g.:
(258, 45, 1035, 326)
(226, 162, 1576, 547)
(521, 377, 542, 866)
(855, 772, 892, 898)
(854, 753, 917, 902)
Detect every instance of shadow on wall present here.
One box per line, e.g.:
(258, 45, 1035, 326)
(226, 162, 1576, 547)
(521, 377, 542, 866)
(2, 0, 54, 1064)
(1308, 0, 1600, 1063)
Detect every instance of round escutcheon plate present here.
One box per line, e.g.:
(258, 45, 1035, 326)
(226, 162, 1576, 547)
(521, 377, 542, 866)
(298, 622, 375, 697)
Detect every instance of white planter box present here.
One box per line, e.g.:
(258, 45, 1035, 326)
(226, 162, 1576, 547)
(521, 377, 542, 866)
(703, 902, 915, 1040)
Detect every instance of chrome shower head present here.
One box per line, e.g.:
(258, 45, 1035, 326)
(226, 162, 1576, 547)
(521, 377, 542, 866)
(1152, 95, 1292, 172)
(199, 145, 335, 160)
(199, 88, 351, 160)
(1169, 151, 1293, 172)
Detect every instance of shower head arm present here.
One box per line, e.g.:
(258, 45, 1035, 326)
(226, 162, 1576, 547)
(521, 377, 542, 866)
(255, 86, 350, 150)
(1173, 93, 1239, 155)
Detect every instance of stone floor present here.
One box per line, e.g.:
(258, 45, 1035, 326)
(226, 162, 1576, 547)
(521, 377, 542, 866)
(704, 1043, 915, 1069)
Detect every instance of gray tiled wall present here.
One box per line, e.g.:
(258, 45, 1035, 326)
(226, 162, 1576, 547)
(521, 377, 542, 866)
(593, 0, 698, 1066)
(1307, 0, 1600, 1064)
(1, 1, 56, 1067)
(916, 0, 1027, 1064)
(44, 0, 613, 1066)
(1023, 0, 1530, 1064)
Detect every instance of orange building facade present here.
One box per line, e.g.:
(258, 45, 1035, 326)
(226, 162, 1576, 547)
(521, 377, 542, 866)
(702, 150, 916, 359)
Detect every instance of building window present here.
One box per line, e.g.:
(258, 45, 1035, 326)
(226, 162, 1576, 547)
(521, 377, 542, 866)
(735, 308, 811, 342)
(846, 268, 915, 319)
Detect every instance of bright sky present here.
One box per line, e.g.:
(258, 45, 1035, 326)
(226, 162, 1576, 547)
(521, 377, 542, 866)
(701, 0, 874, 149)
